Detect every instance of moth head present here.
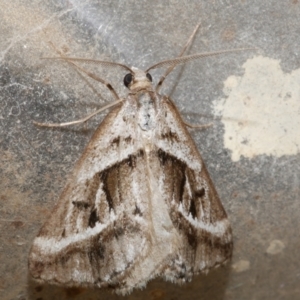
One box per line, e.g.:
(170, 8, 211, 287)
(124, 67, 152, 91)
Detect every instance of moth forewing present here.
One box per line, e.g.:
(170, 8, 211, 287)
(28, 25, 249, 295)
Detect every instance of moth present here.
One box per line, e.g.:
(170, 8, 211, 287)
(29, 25, 247, 295)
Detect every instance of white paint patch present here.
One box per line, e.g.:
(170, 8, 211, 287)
(266, 239, 285, 255)
(232, 259, 250, 273)
(213, 56, 300, 162)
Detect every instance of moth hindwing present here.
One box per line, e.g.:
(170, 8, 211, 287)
(29, 25, 234, 295)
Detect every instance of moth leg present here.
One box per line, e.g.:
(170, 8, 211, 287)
(34, 43, 124, 127)
(44, 43, 121, 101)
(60, 61, 121, 101)
(33, 99, 123, 127)
(155, 22, 201, 92)
(48, 42, 106, 100)
(183, 121, 213, 129)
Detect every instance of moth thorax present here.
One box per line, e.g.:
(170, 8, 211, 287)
(137, 92, 156, 131)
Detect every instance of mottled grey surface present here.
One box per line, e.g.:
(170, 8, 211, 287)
(0, 1, 299, 300)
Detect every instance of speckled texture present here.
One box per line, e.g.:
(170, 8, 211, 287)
(0, 1, 299, 299)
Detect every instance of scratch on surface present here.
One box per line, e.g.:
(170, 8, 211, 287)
(0, 7, 75, 62)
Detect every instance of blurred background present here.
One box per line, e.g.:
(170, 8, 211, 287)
(0, 1, 299, 299)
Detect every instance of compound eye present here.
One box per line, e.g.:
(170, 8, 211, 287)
(146, 73, 152, 82)
(123, 73, 133, 88)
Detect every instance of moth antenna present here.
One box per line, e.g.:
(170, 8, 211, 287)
(42, 56, 132, 72)
(146, 47, 257, 72)
(156, 22, 201, 92)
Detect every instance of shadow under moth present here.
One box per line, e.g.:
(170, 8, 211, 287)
(29, 24, 250, 295)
